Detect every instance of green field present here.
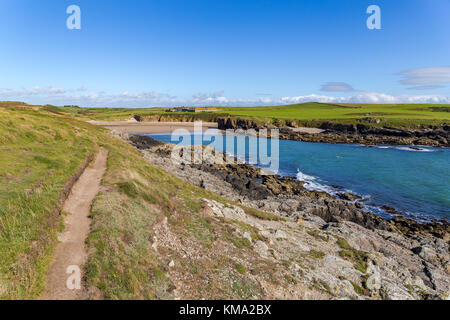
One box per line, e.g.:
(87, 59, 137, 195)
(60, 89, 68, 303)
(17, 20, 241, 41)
(47, 102, 450, 129)
(221, 103, 450, 126)
(0, 102, 281, 299)
(0, 103, 101, 298)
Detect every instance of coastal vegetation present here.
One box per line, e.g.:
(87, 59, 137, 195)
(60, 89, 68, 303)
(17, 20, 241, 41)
(0, 102, 448, 300)
(51, 102, 450, 129)
(0, 103, 101, 298)
(0, 102, 300, 299)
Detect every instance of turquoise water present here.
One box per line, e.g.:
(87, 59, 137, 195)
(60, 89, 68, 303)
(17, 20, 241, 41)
(148, 132, 450, 222)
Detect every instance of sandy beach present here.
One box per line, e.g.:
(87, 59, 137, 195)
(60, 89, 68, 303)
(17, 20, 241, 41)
(89, 120, 218, 134)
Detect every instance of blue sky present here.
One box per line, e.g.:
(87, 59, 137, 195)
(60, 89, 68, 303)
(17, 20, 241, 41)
(0, 0, 449, 107)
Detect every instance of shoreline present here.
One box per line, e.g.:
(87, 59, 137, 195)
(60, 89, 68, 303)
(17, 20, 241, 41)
(123, 132, 449, 240)
(91, 119, 450, 147)
(89, 121, 449, 226)
(132, 130, 447, 225)
(88, 120, 218, 134)
(106, 130, 450, 300)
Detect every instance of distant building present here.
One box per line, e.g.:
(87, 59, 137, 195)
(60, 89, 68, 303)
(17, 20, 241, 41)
(165, 107, 218, 113)
(165, 107, 195, 113)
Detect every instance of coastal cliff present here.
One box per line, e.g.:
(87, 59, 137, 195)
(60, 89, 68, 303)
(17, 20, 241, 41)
(114, 132, 450, 300)
(216, 117, 450, 147)
(131, 113, 449, 147)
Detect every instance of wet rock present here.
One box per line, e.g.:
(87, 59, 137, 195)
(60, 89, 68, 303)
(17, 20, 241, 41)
(390, 216, 450, 242)
(355, 202, 364, 209)
(218, 118, 450, 147)
(337, 193, 362, 201)
(128, 134, 165, 149)
(309, 198, 391, 231)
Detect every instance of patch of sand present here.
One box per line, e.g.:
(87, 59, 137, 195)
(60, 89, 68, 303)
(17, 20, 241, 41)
(291, 127, 325, 134)
(89, 121, 218, 134)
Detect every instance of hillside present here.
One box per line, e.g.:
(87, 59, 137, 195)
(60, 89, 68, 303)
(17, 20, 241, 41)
(49, 102, 450, 130)
(0, 103, 320, 299)
(0, 103, 448, 300)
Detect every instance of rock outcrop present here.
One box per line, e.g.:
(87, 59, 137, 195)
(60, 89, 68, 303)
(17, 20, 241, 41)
(217, 118, 450, 147)
(112, 132, 450, 300)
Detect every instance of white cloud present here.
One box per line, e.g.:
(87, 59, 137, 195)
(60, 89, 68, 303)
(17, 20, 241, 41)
(2, 85, 450, 107)
(119, 90, 174, 100)
(398, 66, 450, 85)
(0, 86, 68, 96)
(192, 90, 225, 103)
(406, 85, 445, 90)
(320, 82, 356, 92)
(281, 92, 450, 104)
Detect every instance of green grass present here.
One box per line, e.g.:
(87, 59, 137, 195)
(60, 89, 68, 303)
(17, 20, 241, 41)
(219, 103, 450, 128)
(0, 103, 103, 299)
(84, 137, 271, 299)
(350, 281, 367, 296)
(242, 207, 283, 221)
(308, 250, 326, 260)
(336, 237, 370, 274)
(312, 278, 334, 296)
(235, 264, 247, 274)
(46, 101, 450, 129)
(307, 229, 329, 242)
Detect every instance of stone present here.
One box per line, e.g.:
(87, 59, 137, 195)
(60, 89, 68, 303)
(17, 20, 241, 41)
(274, 229, 288, 239)
(365, 261, 381, 291)
(380, 282, 414, 300)
(242, 232, 252, 243)
(262, 201, 280, 211)
(280, 199, 299, 213)
(413, 245, 440, 266)
(259, 230, 272, 238)
(254, 241, 269, 256)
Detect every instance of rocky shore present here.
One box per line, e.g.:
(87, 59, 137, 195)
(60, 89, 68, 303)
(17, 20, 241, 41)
(217, 118, 450, 147)
(128, 114, 449, 147)
(115, 132, 449, 300)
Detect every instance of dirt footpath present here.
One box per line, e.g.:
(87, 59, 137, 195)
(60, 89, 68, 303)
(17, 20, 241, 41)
(41, 147, 108, 300)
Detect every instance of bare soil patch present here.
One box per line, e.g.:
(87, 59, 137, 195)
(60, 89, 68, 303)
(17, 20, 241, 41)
(41, 148, 108, 300)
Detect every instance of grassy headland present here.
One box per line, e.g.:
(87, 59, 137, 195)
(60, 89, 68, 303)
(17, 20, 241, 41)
(0, 102, 285, 299)
(0, 103, 102, 298)
(1, 102, 448, 300)
(220, 103, 450, 128)
(51, 102, 450, 129)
